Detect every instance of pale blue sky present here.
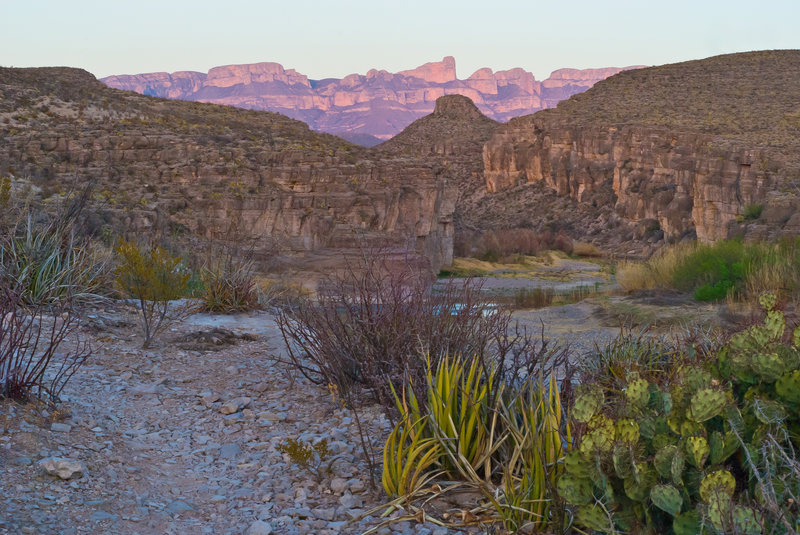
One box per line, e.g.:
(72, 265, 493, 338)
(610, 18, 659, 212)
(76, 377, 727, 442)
(2, 0, 799, 80)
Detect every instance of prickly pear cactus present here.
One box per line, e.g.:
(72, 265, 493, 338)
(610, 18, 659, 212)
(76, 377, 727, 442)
(775, 370, 800, 404)
(563, 292, 800, 534)
(699, 470, 736, 501)
(673, 510, 701, 535)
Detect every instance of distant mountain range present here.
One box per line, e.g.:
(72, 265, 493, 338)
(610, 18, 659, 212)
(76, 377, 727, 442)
(101, 57, 643, 145)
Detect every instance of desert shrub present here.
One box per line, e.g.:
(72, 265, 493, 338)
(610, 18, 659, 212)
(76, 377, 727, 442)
(739, 203, 764, 222)
(562, 294, 800, 535)
(572, 241, 604, 257)
(512, 287, 554, 309)
(114, 239, 191, 348)
(0, 180, 111, 306)
(199, 255, 257, 313)
(0, 291, 91, 402)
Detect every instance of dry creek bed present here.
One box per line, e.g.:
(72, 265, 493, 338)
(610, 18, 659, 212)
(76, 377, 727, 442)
(1, 293, 719, 535)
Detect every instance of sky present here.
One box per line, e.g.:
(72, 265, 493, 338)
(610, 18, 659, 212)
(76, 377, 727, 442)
(2, 0, 799, 81)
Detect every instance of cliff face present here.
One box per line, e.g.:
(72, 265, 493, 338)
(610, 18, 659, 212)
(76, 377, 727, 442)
(484, 51, 800, 246)
(0, 67, 458, 275)
(101, 58, 643, 143)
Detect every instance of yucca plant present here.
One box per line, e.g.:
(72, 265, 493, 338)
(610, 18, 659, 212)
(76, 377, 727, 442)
(199, 255, 257, 313)
(489, 374, 571, 532)
(0, 215, 108, 306)
(382, 414, 443, 499)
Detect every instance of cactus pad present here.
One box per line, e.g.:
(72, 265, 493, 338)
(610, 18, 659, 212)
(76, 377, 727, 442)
(673, 510, 701, 535)
(573, 386, 603, 423)
(758, 292, 777, 311)
(623, 463, 655, 501)
(699, 470, 736, 502)
(775, 370, 800, 404)
(580, 414, 615, 455)
(557, 473, 593, 505)
(670, 450, 685, 484)
(576, 505, 613, 533)
(654, 445, 678, 478)
(650, 484, 682, 516)
(732, 505, 762, 535)
(754, 352, 786, 382)
(688, 388, 727, 422)
(686, 436, 709, 467)
(615, 419, 640, 444)
(626, 378, 651, 409)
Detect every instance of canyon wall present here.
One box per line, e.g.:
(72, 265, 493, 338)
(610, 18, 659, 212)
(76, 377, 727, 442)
(102, 58, 643, 143)
(0, 67, 457, 276)
(483, 51, 800, 246)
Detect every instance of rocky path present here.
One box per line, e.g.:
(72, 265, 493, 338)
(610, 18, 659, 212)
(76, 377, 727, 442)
(0, 306, 458, 535)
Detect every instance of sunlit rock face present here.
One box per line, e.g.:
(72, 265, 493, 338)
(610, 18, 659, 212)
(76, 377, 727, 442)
(102, 58, 641, 143)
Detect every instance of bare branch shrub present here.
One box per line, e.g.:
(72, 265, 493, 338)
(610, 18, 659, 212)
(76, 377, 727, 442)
(276, 247, 565, 411)
(0, 291, 91, 403)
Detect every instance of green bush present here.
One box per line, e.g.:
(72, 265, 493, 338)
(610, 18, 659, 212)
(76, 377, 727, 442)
(114, 239, 191, 348)
(741, 203, 763, 221)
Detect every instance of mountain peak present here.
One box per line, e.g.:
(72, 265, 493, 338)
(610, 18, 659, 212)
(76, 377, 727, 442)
(433, 94, 483, 119)
(397, 56, 457, 83)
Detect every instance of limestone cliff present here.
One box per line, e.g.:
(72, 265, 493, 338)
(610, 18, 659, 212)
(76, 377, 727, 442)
(0, 67, 458, 276)
(484, 51, 800, 247)
(102, 58, 643, 143)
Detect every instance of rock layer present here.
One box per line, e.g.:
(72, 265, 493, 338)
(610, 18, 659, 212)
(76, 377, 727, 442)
(102, 58, 643, 142)
(483, 51, 800, 245)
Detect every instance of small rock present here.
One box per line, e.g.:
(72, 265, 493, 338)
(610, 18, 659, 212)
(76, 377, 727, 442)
(50, 423, 72, 433)
(330, 477, 347, 494)
(11, 456, 32, 466)
(219, 396, 251, 415)
(246, 520, 273, 535)
(219, 443, 242, 460)
(91, 511, 118, 522)
(38, 457, 86, 480)
(167, 500, 194, 515)
(338, 492, 362, 509)
(348, 478, 366, 493)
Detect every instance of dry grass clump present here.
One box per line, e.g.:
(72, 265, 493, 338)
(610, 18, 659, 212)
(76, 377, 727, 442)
(571, 241, 604, 258)
(617, 242, 697, 292)
(454, 228, 574, 261)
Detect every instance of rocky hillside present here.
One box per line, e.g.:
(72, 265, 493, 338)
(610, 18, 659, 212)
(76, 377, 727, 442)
(0, 67, 459, 278)
(101, 57, 643, 143)
(484, 50, 800, 249)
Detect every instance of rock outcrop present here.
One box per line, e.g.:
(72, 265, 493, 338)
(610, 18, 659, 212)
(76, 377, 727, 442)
(0, 67, 460, 277)
(102, 58, 643, 143)
(483, 51, 800, 247)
